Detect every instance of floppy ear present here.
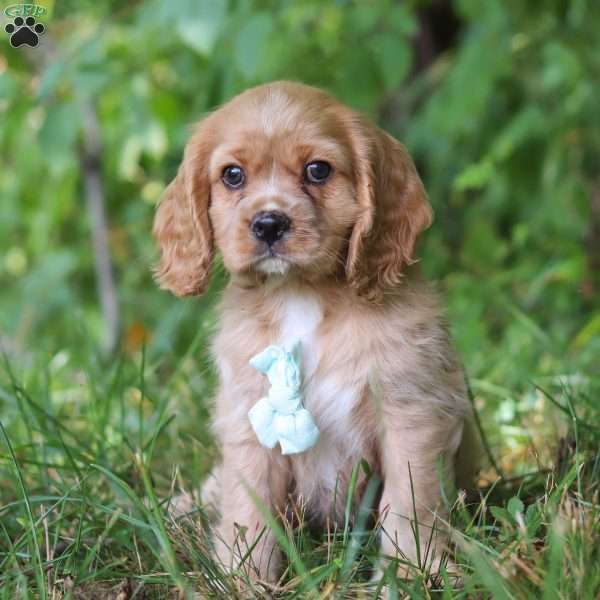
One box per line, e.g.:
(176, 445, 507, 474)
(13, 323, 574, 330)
(345, 121, 433, 301)
(152, 125, 214, 297)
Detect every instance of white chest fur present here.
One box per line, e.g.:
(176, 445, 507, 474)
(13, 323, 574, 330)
(276, 291, 366, 511)
(277, 291, 323, 351)
(276, 290, 362, 430)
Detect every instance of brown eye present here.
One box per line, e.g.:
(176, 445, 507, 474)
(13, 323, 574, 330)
(222, 165, 245, 189)
(304, 161, 331, 184)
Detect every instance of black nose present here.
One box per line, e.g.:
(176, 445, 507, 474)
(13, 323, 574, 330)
(250, 211, 291, 246)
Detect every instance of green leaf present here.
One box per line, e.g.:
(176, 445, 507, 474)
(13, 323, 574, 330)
(507, 496, 525, 520)
(525, 503, 542, 535)
(490, 505, 513, 524)
(571, 313, 600, 350)
(176, 0, 227, 55)
(454, 159, 494, 191)
(38, 101, 80, 173)
(388, 4, 418, 36)
(234, 12, 273, 78)
(370, 32, 411, 91)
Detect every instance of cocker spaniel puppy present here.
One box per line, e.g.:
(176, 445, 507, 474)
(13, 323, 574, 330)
(153, 81, 477, 582)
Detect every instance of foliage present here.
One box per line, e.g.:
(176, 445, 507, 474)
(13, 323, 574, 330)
(0, 0, 598, 597)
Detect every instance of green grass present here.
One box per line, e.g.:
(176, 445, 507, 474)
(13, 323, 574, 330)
(0, 332, 598, 599)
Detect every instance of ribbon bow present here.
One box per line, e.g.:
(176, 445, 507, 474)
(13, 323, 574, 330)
(248, 343, 319, 455)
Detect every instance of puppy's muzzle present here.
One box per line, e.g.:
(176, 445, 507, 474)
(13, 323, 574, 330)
(250, 211, 291, 246)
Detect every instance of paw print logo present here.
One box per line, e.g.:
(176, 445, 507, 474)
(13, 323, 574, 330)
(5, 16, 45, 48)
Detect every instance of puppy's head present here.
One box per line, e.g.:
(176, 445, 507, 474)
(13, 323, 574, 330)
(153, 81, 432, 300)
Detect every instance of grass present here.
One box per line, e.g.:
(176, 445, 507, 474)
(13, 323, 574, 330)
(0, 329, 599, 599)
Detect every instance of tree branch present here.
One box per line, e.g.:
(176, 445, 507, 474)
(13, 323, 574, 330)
(80, 101, 120, 354)
(26, 36, 121, 355)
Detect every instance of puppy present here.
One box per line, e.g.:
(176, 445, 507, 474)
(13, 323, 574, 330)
(153, 81, 476, 581)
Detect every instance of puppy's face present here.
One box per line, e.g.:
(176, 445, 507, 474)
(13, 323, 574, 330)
(207, 90, 359, 278)
(154, 82, 432, 299)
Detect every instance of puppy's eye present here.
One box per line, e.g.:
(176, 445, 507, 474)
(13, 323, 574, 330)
(222, 165, 245, 189)
(304, 161, 332, 184)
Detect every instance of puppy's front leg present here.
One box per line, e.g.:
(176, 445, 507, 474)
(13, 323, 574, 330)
(378, 413, 464, 575)
(214, 439, 288, 582)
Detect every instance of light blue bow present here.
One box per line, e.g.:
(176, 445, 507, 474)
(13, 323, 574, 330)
(248, 343, 319, 455)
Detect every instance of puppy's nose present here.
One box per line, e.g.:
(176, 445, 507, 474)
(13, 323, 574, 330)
(250, 211, 291, 246)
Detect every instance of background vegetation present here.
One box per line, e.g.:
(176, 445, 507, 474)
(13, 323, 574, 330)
(1, 0, 598, 598)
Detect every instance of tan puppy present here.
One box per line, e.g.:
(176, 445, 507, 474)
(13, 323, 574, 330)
(153, 81, 476, 581)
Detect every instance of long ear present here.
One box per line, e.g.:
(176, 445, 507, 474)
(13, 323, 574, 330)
(346, 121, 433, 301)
(152, 127, 214, 297)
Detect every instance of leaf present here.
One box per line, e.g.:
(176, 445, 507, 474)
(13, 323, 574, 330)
(542, 41, 582, 91)
(461, 220, 507, 268)
(388, 4, 418, 36)
(370, 32, 411, 91)
(234, 12, 273, 78)
(37, 60, 69, 100)
(146, 0, 228, 55)
(38, 101, 80, 173)
(526, 503, 542, 535)
(490, 106, 545, 162)
(507, 496, 525, 520)
(333, 47, 381, 112)
(454, 159, 494, 191)
(571, 313, 600, 350)
(346, 4, 381, 35)
(490, 505, 513, 524)
(176, 0, 227, 56)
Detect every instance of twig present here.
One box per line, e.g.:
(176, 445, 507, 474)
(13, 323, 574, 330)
(464, 373, 506, 480)
(583, 179, 600, 298)
(80, 101, 121, 355)
(23, 35, 121, 355)
(482, 469, 551, 488)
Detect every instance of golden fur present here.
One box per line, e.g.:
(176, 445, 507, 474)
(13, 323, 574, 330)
(153, 81, 477, 580)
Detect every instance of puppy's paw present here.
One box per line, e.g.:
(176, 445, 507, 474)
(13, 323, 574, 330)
(213, 525, 282, 587)
(200, 468, 221, 519)
(166, 469, 221, 521)
(167, 490, 198, 518)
